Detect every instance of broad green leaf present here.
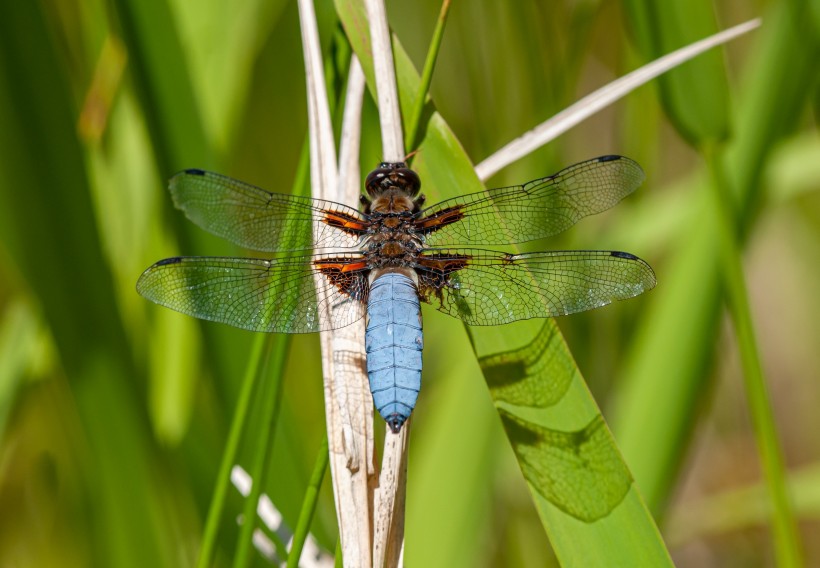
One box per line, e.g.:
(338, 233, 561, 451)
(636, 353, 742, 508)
(624, 0, 730, 144)
(497, 410, 631, 523)
(469, 321, 671, 565)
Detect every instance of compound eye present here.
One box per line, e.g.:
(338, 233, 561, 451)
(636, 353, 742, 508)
(397, 168, 421, 196)
(365, 167, 390, 196)
(364, 162, 421, 197)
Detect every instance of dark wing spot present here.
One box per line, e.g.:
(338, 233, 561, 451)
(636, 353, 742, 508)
(184, 168, 207, 176)
(155, 257, 183, 266)
(597, 155, 621, 163)
(610, 251, 637, 260)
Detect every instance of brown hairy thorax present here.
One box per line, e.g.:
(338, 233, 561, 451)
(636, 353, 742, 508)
(318, 161, 472, 289)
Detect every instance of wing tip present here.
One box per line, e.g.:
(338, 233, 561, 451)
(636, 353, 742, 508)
(169, 169, 207, 190)
(596, 155, 645, 183)
(154, 256, 183, 266)
(136, 257, 183, 294)
(609, 251, 657, 290)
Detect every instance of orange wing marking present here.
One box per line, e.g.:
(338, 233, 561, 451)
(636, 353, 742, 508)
(313, 257, 369, 299)
(323, 210, 369, 236)
(415, 206, 465, 232)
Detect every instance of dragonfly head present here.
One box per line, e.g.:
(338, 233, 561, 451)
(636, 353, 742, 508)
(365, 162, 421, 199)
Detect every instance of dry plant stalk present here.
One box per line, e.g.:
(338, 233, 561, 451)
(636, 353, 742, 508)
(298, 0, 374, 566)
(299, 0, 409, 564)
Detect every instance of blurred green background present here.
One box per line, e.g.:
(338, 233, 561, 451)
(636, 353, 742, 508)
(1, 0, 818, 566)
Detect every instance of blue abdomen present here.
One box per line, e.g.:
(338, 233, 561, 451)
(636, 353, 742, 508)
(366, 272, 423, 433)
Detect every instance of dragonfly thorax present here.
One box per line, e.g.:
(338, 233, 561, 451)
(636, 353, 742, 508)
(365, 210, 417, 235)
(367, 190, 420, 215)
(364, 231, 423, 271)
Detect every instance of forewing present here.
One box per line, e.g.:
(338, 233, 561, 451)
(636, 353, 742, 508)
(170, 169, 368, 252)
(417, 156, 644, 246)
(136, 255, 368, 333)
(415, 249, 655, 325)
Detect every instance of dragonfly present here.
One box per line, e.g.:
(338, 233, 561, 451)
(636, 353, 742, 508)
(137, 155, 656, 433)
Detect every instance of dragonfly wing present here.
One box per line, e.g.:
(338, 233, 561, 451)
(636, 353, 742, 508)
(415, 248, 655, 325)
(170, 169, 368, 252)
(417, 156, 644, 246)
(136, 255, 369, 333)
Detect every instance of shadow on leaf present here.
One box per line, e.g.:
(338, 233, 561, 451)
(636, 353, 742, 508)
(499, 408, 632, 522)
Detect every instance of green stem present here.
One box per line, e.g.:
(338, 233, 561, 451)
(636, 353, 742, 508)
(706, 147, 803, 567)
(404, 0, 452, 152)
(335, 540, 343, 568)
(286, 435, 330, 568)
(233, 335, 290, 568)
(197, 332, 268, 568)
(199, 135, 309, 567)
